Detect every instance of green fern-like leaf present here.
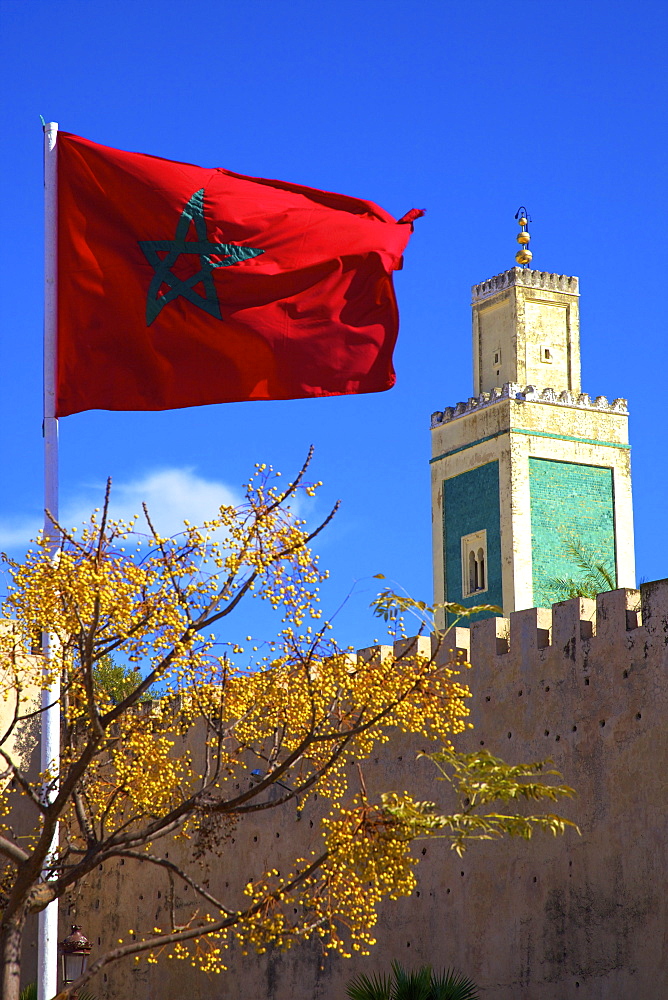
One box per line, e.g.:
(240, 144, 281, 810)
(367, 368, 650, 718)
(390, 961, 433, 1000)
(346, 971, 392, 1000)
(347, 965, 479, 1000)
(430, 967, 479, 1000)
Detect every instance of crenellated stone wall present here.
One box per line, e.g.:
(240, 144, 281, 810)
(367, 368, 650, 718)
(69, 581, 668, 1000)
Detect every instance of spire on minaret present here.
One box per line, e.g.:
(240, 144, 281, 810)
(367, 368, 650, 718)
(514, 207, 532, 267)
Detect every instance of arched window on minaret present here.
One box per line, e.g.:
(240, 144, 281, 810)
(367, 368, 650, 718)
(461, 530, 488, 598)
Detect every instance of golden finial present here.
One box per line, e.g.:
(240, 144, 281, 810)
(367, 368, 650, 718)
(514, 206, 532, 267)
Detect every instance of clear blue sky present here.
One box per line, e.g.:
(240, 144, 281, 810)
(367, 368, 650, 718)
(1, 0, 666, 650)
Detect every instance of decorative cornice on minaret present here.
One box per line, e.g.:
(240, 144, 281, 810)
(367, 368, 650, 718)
(472, 267, 579, 303)
(430, 383, 628, 428)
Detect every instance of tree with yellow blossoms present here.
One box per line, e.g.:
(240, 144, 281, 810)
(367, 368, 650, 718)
(0, 454, 575, 1000)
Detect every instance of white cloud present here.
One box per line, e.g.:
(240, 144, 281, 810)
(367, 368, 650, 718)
(0, 517, 42, 550)
(0, 468, 241, 550)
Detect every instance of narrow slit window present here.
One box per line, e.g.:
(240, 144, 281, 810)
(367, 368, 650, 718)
(478, 548, 485, 590)
(469, 550, 477, 594)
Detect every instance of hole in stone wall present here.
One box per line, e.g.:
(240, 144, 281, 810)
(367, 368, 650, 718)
(599, 720, 605, 727)
(545, 686, 550, 692)
(623, 670, 629, 678)
(533, 876, 537, 883)
(518, 690, 523, 696)
(446, 888, 450, 894)
(507, 732, 512, 738)
(636, 712, 642, 720)
(421, 847, 427, 856)
(585, 678, 590, 685)
(555, 735, 561, 741)
(479, 740, 484, 745)
(407, 941, 411, 947)
(460, 871, 465, 877)
(485, 696, 491, 702)
(572, 725, 577, 731)
(544, 729, 550, 736)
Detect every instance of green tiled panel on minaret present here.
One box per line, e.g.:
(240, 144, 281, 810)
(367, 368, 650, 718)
(443, 461, 502, 623)
(529, 458, 616, 608)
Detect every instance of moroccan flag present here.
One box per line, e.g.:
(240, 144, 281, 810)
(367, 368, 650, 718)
(55, 132, 420, 417)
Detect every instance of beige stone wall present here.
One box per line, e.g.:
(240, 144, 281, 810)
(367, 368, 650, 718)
(0, 624, 42, 987)
(0, 622, 42, 785)
(68, 581, 667, 1000)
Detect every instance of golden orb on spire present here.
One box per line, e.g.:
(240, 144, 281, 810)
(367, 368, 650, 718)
(513, 206, 532, 268)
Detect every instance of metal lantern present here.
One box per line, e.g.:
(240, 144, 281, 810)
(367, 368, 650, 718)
(60, 924, 92, 991)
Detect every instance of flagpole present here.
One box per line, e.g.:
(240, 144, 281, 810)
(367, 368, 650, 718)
(39, 119, 60, 1000)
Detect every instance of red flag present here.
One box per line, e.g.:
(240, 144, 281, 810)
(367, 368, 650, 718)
(55, 133, 419, 417)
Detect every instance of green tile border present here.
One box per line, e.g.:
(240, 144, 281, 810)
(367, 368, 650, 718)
(430, 428, 630, 464)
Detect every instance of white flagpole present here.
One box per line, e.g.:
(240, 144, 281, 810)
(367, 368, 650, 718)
(39, 119, 60, 1000)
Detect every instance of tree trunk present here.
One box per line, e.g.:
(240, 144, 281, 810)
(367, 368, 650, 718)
(1, 911, 25, 1000)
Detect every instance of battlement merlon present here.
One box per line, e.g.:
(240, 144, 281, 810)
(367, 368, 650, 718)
(471, 267, 579, 303)
(355, 579, 668, 674)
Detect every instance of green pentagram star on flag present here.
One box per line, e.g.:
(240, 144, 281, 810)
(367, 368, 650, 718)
(138, 188, 265, 326)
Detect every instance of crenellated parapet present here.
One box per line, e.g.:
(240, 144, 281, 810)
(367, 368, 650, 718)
(471, 267, 579, 302)
(356, 581, 668, 680)
(430, 382, 628, 428)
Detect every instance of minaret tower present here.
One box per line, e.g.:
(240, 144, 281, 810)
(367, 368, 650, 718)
(430, 212, 635, 621)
